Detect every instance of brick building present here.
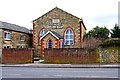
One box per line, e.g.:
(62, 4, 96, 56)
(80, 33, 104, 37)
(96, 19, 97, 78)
(33, 7, 86, 57)
(0, 21, 32, 48)
(0, 21, 32, 62)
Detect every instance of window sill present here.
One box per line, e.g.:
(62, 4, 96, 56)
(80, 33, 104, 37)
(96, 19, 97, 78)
(4, 39, 11, 41)
(64, 44, 74, 46)
(21, 40, 25, 42)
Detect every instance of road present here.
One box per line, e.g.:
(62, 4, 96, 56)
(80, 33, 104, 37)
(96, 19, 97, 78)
(1, 67, 119, 78)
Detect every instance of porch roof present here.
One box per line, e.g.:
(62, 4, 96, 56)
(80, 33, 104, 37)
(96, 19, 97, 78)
(40, 31, 63, 40)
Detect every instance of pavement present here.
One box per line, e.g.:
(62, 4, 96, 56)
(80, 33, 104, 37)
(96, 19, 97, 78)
(0, 61, 120, 68)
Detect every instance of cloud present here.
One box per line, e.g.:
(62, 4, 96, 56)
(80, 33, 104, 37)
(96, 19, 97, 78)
(92, 13, 117, 25)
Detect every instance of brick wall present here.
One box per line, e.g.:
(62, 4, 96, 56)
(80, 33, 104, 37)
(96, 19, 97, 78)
(0, 29, 2, 63)
(2, 48, 33, 64)
(44, 48, 99, 64)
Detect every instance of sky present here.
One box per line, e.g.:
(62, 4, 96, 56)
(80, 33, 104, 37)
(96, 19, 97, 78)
(0, 0, 119, 32)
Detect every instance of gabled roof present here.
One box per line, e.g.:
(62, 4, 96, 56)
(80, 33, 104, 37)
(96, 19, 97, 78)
(51, 31, 63, 39)
(33, 7, 80, 22)
(40, 31, 63, 40)
(0, 21, 30, 34)
(33, 7, 87, 30)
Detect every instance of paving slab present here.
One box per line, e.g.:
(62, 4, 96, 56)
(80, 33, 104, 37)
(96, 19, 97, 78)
(0, 63, 120, 68)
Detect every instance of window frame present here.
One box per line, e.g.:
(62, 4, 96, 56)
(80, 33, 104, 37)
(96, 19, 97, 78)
(4, 31, 11, 40)
(17, 45, 23, 48)
(3, 46, 11, 49)
(48, 40, 52, 48)
(40, 29, 47, 37)
(64, 28, 74, 45)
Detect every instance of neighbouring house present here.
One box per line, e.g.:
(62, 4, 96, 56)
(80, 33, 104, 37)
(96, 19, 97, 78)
(0, 21, 32, 63)
(33, 7, 87, 57)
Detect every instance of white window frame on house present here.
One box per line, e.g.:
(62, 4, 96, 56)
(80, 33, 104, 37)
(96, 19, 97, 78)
(3, 46, 11, 49)
(17, 45, 23, 48)
(20, 34, 25, 41)
(64, 28, 74, 45)
(4, 31, 11, 40)
(40, 29, 47, 37)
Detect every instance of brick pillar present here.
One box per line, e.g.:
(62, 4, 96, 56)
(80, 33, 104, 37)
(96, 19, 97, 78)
(55, 40, 59, 48)
(40, 40, 44, 57)
(0, 29, 2, 63)
(78, 20, 82, 48)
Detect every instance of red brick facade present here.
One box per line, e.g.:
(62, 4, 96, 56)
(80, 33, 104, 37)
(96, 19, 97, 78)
(33, 7, 86, 57)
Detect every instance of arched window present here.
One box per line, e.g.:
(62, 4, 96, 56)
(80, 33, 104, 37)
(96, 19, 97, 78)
(40, 29, 47, 37)
(48, 40, 52, 48)
(65, 28, 74, 45)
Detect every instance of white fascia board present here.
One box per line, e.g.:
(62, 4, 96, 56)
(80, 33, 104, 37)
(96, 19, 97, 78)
(40, 31, 59, 40)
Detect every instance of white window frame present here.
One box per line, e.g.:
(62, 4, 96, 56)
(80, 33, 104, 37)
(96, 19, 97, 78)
(40, 29, 47, 37)
(17, 45, 23, 48)
(4, 31, 11, 40)
(3, 46, 11, 49)
(64, 28, 74, 45)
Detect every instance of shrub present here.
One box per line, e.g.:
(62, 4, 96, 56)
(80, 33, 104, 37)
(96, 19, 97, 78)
(99, 38, 120, 47)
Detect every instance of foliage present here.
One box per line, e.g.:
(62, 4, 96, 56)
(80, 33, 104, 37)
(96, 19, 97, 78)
(82, 37, 102, 48)
(99, 38, 120, 47)
(84, 26, 110, 39)
(111, 24, 120, 38)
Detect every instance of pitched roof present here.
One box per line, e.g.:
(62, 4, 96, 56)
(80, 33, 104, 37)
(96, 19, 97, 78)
(51, 31, 63, 39)
(0, 21, 30, 34)
(33, 7, 80, 22)
(33, 7, 87, 30)
(40, 31, 63, 40)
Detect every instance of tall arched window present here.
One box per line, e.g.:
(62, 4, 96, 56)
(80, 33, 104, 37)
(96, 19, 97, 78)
(40, 29, 47, 37)
(65, 28, 74, 45)
(48, 40, 52, 48)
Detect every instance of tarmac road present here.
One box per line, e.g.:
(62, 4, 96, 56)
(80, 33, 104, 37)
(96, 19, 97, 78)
(1, 67, 119, 78)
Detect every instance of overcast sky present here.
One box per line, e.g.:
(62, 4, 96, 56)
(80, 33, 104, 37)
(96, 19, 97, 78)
(0, 0, 119, 31)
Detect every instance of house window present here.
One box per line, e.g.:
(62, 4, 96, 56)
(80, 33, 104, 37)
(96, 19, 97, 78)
(40, 29, 47, 37)
(4, 46, 11, 48)
(20, 35, 25, 41)
(48, 40, 52, 48)
(65, 28, 74, 45)
(52, 19, 60, 23)
(17, 45, 23, 48)
(4, 31, 11, 40)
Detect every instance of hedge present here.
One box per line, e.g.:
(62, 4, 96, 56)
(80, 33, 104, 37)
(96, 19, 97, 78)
(99, 38, 120, 47)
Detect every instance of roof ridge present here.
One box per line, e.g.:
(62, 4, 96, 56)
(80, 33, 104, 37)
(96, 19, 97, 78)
(33, 7, 80, 22)
(0, 21, 28, 29)
(0, 21, 30, 34)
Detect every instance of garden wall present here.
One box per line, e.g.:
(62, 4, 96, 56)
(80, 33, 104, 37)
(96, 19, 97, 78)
(98, 47, 120, 63)
(44, 48, 99, 64)
(2, 48, 33, 64)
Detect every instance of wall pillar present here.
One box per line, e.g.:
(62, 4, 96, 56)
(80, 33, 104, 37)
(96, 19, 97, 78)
(0, 29, 2, 63)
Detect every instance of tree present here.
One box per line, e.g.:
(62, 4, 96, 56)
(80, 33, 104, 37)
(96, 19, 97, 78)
(84, 26, 110, 39)
(111, 24, 120, 38)
(83, 26, 109, 48)
(82, 37, 102, 48)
